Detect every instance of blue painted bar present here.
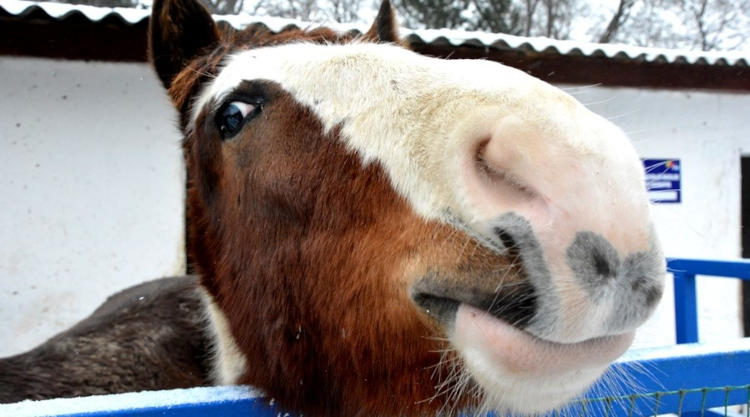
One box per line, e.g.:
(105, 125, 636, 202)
(583, 339, 750, 417)
(667, 258, 750, 344)
(666, 258, 750, 280)
(0, 386, 274, 417)
(674, 272, 699, 343)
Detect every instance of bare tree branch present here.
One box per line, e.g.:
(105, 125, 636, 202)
(523, 0, 541, 36)
(598, 0, 634, 43)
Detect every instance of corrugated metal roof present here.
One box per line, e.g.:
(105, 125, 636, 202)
(2, 0, 748, 68)
(2, 0, 149, 23)
(405, 29, 749, 67)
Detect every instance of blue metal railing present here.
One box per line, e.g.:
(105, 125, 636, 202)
(585, 339, 750, 417)
(3, 340, 749, 417)
(0, 386, 271, 417)
(2, 258, 749, 417)
(668, 258, 750, 343)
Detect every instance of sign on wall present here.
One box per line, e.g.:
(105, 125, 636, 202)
(643, 159, 681, 204)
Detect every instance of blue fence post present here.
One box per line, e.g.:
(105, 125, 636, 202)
(673, 271, 699, 343)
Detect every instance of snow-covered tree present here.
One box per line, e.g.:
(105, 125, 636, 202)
(394, 0, 586, 37)
(598, 0, 636, 43)
(468, 0, 522, 34)
(54, 0, 138, 8)
(52, 0, 750, 52)
(233, 0, 363, 22)
(394, 0, 473, 29)
(601, 0, 750, 51)
(204, 0, 246, 14)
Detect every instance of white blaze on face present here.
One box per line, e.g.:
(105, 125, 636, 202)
(193, 41, 662, 413)
(195, 43, 564, 219)
(198, 43, 646, 219)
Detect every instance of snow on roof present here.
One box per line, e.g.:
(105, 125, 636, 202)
(2, 0, 149, 23)
(3, 0, 748, 67)
(405, 28, 749, 67)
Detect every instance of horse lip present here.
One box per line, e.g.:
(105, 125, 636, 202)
(410, 276, 537, 332)
(411, 292, 460, 327)
(455, 304, 636, 378)
(410, 278, 537, 332)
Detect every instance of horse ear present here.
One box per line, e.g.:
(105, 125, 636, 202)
(149, 0, 219, 89)
(364, 0, 399, 43)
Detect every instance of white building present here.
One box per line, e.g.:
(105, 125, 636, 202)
(1, 0, 748, 357)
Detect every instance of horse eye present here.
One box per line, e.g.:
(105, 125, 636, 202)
(216, 100, 260, 140)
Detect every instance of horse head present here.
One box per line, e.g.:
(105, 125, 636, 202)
(149, 1, 665, 415)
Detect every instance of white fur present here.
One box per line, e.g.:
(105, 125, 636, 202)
(459, 343, 606, 413)
(193, 43, 547, 222)
(199, 289, 249, 386)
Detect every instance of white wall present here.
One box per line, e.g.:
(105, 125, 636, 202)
(1, 56, 748, 357)
(0, 57, 185, 357)
(565, 85, 750, 347)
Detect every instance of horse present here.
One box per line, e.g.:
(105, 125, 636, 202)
(0, 1, 665, 416)
(0, 277, 212, 401)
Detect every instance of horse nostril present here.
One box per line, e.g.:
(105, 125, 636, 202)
(631, 274, 663, 306)
(568, 232, 620, 292)
(592, 250, 614, 278)
(494, 227, 519, 257)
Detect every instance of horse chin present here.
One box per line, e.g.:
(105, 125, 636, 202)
(448, 304, 634, 414)
(473, 368, 606, 415)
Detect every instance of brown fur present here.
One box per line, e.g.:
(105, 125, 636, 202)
(363, 0, 399, 42)
(186, 81, 517, 416)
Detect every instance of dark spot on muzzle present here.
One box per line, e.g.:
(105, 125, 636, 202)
(489, 214, 552, 289)
(623, 253, 664, 307)
(567, 231, 664, 307)
(631, 275, 662, 306)
(593, 251, 613, 277)
(566, 231, 665, 332)
(568, 232, 620, 296)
